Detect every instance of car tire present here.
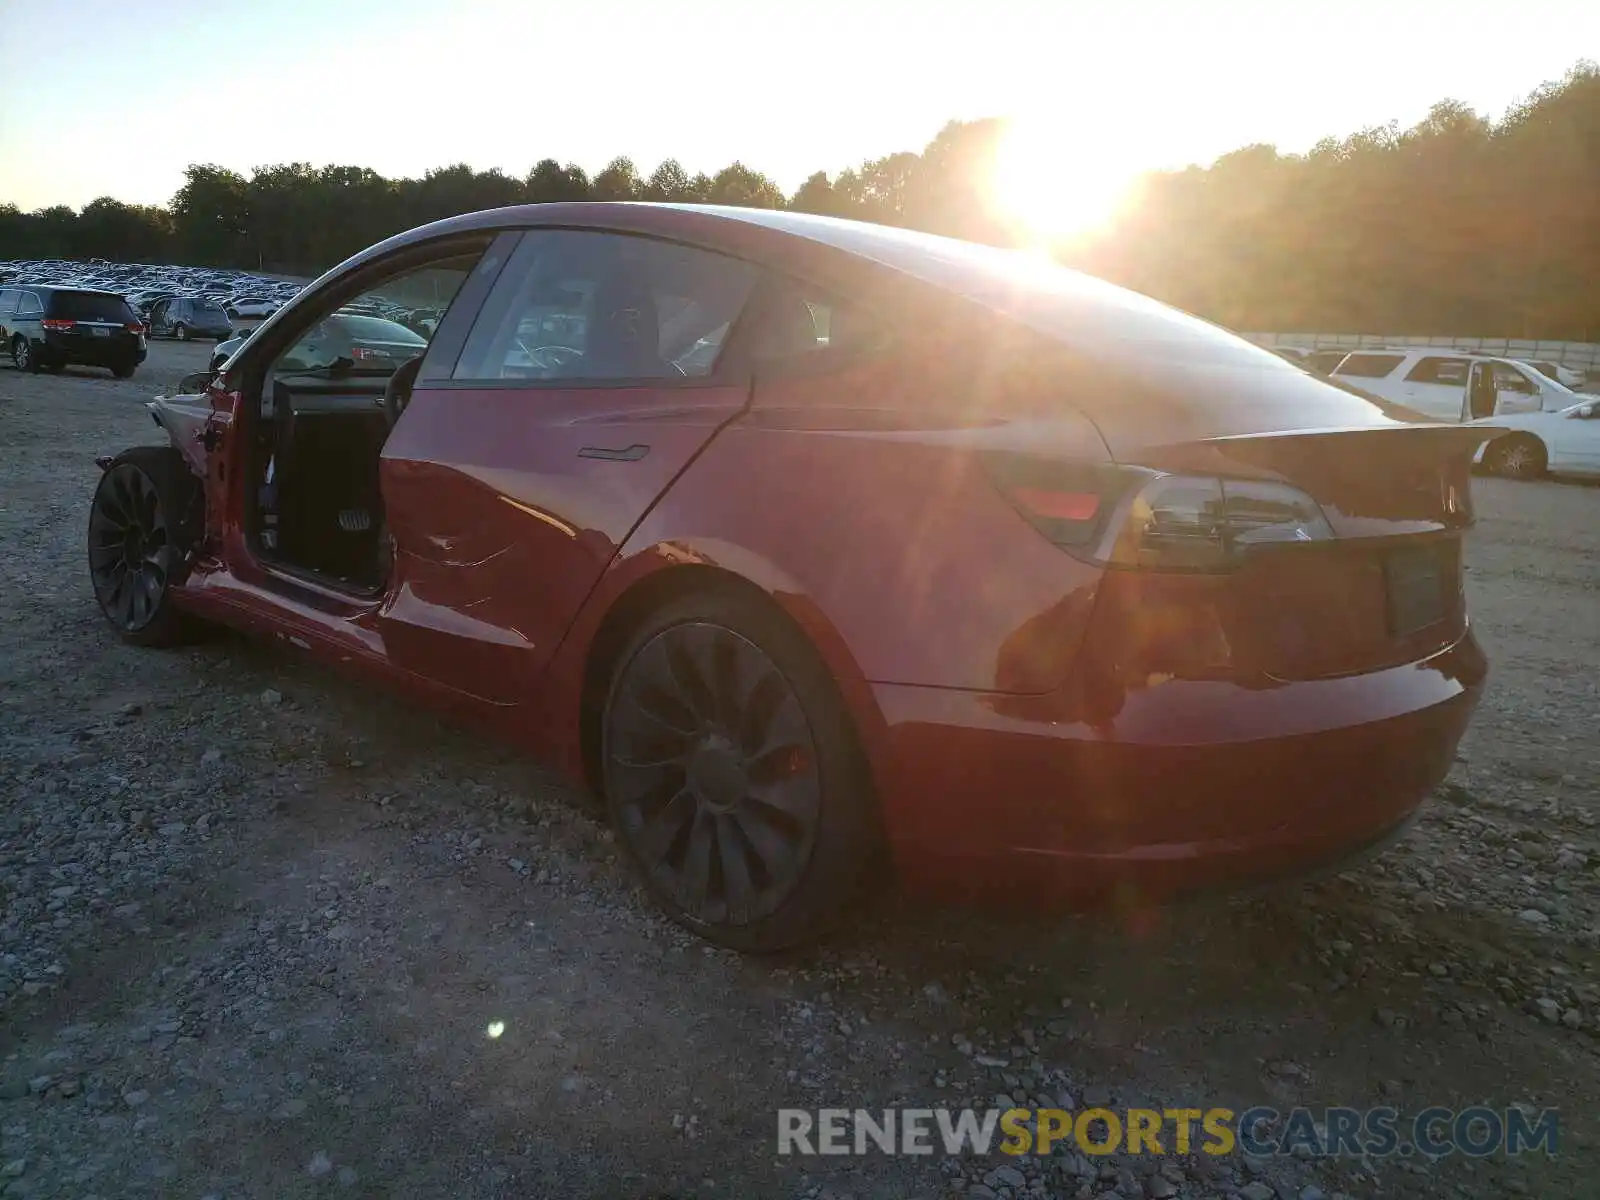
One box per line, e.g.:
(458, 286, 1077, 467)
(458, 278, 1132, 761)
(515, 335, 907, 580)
(87, 446, 204, 647)
(1490, 434, 1546, 480)
(174, 323, 190, 342)
(600, 588, 882, 952)
(12, 335, 39, 373)
(111, 363, 136, 380)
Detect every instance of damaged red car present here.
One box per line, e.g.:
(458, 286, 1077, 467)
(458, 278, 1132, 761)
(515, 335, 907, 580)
(87, 205, 1488, 949)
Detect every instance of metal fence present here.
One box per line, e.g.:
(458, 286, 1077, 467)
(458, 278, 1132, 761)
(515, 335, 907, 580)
(1242, 333, 1600, 375)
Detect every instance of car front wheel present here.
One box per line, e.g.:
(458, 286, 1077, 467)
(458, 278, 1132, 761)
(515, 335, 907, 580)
(87, 447, 202, 646)
(601, 589, 881, 951)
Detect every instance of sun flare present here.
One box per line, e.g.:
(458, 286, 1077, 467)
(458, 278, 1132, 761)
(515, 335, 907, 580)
(991, 117, 1138, 245)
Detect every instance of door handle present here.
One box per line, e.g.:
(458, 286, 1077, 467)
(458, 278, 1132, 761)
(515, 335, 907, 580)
(577, 444, 649, 461)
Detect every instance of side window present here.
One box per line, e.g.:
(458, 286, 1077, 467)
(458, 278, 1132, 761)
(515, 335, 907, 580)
(746, 277, 889, 369)
(452, 231, 757, 384)
(19, 293, 41, 316)
(1335, 353, 1404, 379)
(273, 255, 479, 377)
(1491, 363, 1537, 394)
(1403, 356, 1469, 385)
(0, 289, 17, 317)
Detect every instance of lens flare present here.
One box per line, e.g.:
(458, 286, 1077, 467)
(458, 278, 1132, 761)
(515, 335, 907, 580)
(990, 117, 1137, 244)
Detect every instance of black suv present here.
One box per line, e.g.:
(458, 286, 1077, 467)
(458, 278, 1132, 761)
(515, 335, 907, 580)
(0, 285, 147, 378)
(147, 295, 235, 341)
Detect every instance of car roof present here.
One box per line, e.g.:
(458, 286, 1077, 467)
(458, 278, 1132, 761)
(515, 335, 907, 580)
(26, 284, 126, 297)
(339, 202, 1278, 367)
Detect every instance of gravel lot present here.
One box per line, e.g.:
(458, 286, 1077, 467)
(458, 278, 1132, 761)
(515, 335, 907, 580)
(1, 341, 1597, 1199)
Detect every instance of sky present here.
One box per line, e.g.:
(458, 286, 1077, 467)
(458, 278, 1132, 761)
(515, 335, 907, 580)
(1, 0, 1595, 214)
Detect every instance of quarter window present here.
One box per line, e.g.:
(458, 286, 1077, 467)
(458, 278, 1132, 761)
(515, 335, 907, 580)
(452, 231, 757, 384)
(1335, 353, 1404, 379)
(1403, 356, 1469, 385)
(746, 277, 889, 369)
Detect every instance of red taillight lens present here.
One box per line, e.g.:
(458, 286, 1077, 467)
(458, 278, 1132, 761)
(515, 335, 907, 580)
(1010, 487, 1100, 522)
(41, 318, 74, 331)
(983, 453, 1126, 549)
(126, 322, 146, 334)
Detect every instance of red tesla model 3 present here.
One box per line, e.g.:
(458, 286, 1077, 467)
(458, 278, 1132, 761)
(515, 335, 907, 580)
(87, 204, 1488, 949)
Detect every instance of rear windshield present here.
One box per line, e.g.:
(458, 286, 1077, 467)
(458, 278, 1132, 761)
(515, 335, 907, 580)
(47, 291, 135, 322)
(192, 302, 230, 321)
(333, 315, 428, 345)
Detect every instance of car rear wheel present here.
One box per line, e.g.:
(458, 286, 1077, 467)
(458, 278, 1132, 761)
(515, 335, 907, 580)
(601, 590, 880, 951)
(87, 447, 202, 647)
(174, 323, 190, 342)
(1490, 434, 1546, 480)
(11, 335, 39, 373)
(112, 363, 136, 379)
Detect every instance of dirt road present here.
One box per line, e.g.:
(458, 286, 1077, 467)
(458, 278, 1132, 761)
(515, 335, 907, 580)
(1, 342, 1596, 1199)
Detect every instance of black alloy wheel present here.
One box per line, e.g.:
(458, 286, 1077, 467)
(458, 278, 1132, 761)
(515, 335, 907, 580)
(602, 592, 880, 951)
(87, 448, 198, 645)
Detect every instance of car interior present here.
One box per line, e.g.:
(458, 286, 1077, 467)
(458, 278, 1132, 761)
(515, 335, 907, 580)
(240, 237, 781, 596)
(242, 254, 484, 593)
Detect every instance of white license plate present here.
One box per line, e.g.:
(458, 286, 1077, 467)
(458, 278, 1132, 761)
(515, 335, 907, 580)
(91, 327, 111, 338)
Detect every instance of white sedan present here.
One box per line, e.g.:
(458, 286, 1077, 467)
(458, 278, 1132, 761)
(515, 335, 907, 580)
(1469, 399, 1600, 479)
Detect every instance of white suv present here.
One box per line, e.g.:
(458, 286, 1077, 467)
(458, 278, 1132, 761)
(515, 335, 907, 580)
(1331, 348, 1570, 421)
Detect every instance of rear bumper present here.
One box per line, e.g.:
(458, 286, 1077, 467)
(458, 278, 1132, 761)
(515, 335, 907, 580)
(42, 331, 143, 365)
(870, 630, 1486, 903)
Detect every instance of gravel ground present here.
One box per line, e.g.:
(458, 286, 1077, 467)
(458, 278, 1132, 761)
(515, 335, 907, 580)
(1, 342, 1597, 1199)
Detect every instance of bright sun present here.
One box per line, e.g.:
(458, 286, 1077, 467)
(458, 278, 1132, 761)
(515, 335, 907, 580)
(990, 117, 1138, 245)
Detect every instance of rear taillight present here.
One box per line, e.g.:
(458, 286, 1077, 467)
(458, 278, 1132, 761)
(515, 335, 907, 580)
(126, 322, 146, 334)
(41, 318, 74, 331)
(1106, 475, 1334, 571)
(985, 457, 1333, 572)
(350, 346, 385, 361)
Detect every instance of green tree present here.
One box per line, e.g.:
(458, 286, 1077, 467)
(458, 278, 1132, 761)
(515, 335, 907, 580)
(591, 156, 641, 201)
(170, 165, 250, 265)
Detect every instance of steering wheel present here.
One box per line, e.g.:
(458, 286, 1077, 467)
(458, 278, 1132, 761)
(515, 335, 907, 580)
(520, 344, 584, 372)
(382, 356, 424, 430)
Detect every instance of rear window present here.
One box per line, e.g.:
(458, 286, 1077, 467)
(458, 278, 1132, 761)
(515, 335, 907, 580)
(333, 315, 429, 345)
(46, 291, 135, 322)
(193, 302, 230, 320)
(1335, 353, 1405, 379)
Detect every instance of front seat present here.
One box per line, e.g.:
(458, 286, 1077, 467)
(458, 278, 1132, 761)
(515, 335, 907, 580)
(583, 280, 665, 378)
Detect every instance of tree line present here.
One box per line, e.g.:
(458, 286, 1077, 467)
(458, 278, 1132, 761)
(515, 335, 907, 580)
(2, 61, 1595, 339)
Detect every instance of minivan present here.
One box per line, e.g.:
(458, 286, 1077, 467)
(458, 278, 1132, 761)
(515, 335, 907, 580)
(0, 285, 146, 377)
(147, 295, 235, 341)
